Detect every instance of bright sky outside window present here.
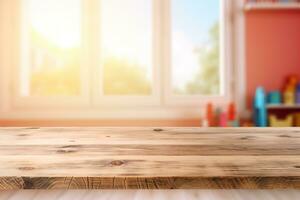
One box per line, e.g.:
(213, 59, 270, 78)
(171, 0, 221, 96)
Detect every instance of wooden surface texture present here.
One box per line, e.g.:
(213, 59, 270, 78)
(0, 127, 299, 189)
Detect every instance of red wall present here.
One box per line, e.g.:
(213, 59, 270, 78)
(246, 10, 300, 107)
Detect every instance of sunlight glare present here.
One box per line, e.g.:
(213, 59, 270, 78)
(26, 0, 81, 49)
(101, 0, 152, 72)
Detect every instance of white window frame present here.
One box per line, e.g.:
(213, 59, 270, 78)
(0, 0, 246, 120)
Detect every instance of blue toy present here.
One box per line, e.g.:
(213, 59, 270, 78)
(253, 87, 268, 127)
(267, 91, 281, 105)
(296, 84, 300, 104)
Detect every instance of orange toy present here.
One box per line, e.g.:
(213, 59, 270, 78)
(206, 103, 214, 127)
(283, 84, 296, 105)
(286, 75, 298, 88)
(227, 102, 236, 121)
(283, 75, 298, 105)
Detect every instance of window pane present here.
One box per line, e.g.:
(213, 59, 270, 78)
(101, 0, 152, 96)
(20, 0, 81, 97)
(171, 0, 221, 95)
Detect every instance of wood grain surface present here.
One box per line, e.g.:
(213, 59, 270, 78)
(0, 127, 299, 189)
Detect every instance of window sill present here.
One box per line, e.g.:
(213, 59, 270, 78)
(0, 107, 206, 120)
(0, 119, 201, 127)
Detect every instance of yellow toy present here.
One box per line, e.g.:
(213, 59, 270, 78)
(269, 115, 293, 127)
(295, 113, 300, 127)
(283, 85, 295, 105)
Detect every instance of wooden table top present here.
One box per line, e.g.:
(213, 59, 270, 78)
(0, 127, 300, 190)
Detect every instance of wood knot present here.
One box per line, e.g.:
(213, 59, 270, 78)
(18, 134, 28, 137)
(18, 167, 35, 171)
(240, 136, 255, 140)
(57, 149, 77, 154)
(294, 166, 300, 169)
(279, 135, 292, 138)
(111, 160, 125, 166)
(57, 145, 79, 154)
(153, 128, 164, 132)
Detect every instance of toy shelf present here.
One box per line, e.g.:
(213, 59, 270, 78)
(244, 2, 300, 11)
(267, 104, 300, 109)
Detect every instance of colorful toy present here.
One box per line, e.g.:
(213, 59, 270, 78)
(227, 102, 240, 127)
(227, 102, 236, 121)
(296, 84, 300, 104)
(283, 85, 295, 105)
(254, 75, 300, 127)
(214, 107, 222, 127)
(202, 102, 240, 127)
(228, 120, 240, 127)
(267, 91, 281, 104)
(253, 87, 267, 127)
(220, 112, 228, 127)
(282, 75, 299, 105)
(286, 75, 298, 88)
(241, 121, 254, 127)
(295, 113, 300, 127)
(206, 103, 214, 127)
(269, 115, 293, 127)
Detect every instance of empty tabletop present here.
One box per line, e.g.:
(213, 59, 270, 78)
(0, 127, 299, 189)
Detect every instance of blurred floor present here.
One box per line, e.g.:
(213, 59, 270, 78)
(0, 190, 299, 200)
